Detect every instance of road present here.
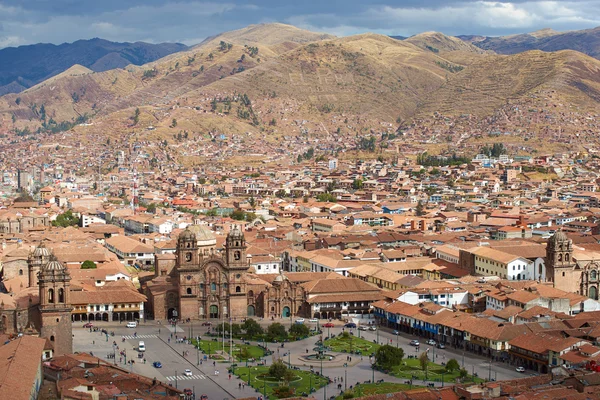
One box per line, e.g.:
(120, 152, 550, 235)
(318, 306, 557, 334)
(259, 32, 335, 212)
(72, 318, 530, 400)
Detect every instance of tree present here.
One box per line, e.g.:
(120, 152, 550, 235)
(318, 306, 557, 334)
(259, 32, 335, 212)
(268, 360, 288, 380)
(375, 345, 404, 369)
(275, 189, 286, 198)
(230, 210, 246, 221)
(446, 358, 460, 372)
(267, 322, 287, 339)
(231, 323, 242, 336)
(52, 210, 80, 227)
(146, 203, 157, 213)
(133, 108, 140, 125)
(316, 193, 336, 202)
(290, 323, 309, 337)
(459, 368, 468, 380)
(419, 351, 429, 372)
(352, 178, 363, 190)
(170, 118, 177, 128)
(242, 318, 264, 337)
(81, 260, 97, 269)
(415, 200, 425, 217)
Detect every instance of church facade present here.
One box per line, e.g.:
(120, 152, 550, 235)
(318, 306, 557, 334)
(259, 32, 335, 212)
(546, 231, 600, 300)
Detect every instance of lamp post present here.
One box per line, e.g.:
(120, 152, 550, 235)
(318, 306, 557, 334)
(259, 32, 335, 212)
(197, 343, 200, 365)
(175, 370, 178, 389)
(173, 310, 178, 334)
(488, 359, 492, 382)
(344, 365, 347, 391)
(248, 365, 251, 386)
(371, 358, 375, 383)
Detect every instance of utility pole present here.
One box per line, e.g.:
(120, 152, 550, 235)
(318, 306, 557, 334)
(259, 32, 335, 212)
(488, 358, 492, 381)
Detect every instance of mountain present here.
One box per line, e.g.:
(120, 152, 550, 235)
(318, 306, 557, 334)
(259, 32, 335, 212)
(404, 32, 489, 54)
(0, 38, 188, 95)
(4, 23, 600, 159)
(458, 26, 600, 60)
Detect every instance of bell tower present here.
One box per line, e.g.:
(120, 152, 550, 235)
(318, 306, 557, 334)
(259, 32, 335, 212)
(176, 228, 200, 268)
(225, 225, 249, 319)
(546, 231, 576, 292)
(38, 257, 72, 356)
(28, 243, 51, 288)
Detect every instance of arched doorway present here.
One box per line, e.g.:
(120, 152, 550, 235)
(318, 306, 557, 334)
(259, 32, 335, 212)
(209, 305, 219, 319)
(590, 286, 598, 300)
(313, 312, 321, 319)
(167, 308, 176, 320)
(247, 305, 255, 316)
(282, 306, 290, 318)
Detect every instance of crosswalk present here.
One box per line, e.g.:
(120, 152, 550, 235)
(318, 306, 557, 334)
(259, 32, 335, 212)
(165, 375, 206, 381)
(122, 334, 157, 339)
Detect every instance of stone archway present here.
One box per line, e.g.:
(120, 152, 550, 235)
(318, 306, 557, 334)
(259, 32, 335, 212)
(247, 305, 256, 316)
(167, 308, 176, 320)
(282, 306, 291, 318)
(209, 305, 219, 319)
(590, 286, 598, 300)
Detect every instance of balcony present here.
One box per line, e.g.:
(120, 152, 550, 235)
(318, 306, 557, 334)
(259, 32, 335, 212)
(319, 306, 342, 311)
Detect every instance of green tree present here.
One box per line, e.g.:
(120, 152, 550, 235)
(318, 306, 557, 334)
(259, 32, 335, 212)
(352, 178, 363, 190)
(459, 368, 468, 380)
(81, 260, 97, 269)
(146, 203, 157, 213)
(446, 358, 460, 372)
(275, 189, 287, 198)
(419, 351, 429, 372)
(52, 210, 80, 227)
(170, 118, 177, 128)
(267, 322, 287, 339)
(268, 360, 288, 380)
(133, 107, 140, 125)
(316, 193, 337, 202)
(375, 345, 404, 369)
(230, 210, 246, 220)
(289, 323, 309, 337)
(242, 318, 264, 337)
(415, 200, 425, 217)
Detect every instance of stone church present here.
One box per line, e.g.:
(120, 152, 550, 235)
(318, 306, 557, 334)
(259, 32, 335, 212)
(0, 243, 73, 356)
(546, 231, 600, 300)
(144, 225, 309, 321)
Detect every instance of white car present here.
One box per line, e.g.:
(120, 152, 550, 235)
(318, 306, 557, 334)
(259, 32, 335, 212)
(184, 369, 193, 376)
(426, 339, 436, 346)
(295, 318, 305, 323)
(358, 326, 367, 331)
(126, 321, 137, 328)
(516, 366, 525, 373)
(309, 318, 318, 323)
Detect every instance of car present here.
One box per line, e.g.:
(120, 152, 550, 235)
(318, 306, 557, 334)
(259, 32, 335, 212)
(369, 326, 377, 331)
(153, 361, 162, 368)
(516, 366, 525, 373)
(409, 340, 420, 346)
(83, 322, 93, 328)
(184, 369, 193, 376)
(202, 322, 212, 326)
(358, 326, 367, 331)
(426, 339, 436, 346)
(393, 330, 400, 335)
(323, 323, 335, 328)
(345, 323, 357, 328)
(436, 343, 445, 349)
(126, 321, 137, 328)
(295, 318, 305, 323)
(309, 318, 318, 323)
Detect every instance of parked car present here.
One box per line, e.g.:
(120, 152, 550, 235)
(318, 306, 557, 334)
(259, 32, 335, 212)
(358, 326, 367, 331)
(83, 322, 93, 328)
(126, 321, 137, 328)
(516, 366, 525, 373)
(295, 318, 305, 323)
(393, 330, 400, 335)
(202, 322, 212, 326)
(426, 339, 436, 346)
(409, 340, 420, 346)
(153, 361, 162, 368)
(436, 343, 445, 349)
(184, 369, 193, 376)
(345, 323, 357, 328)
(309, 318, 318, 323)
(323, 323, 335, 328)
(369, 326, 377, 331)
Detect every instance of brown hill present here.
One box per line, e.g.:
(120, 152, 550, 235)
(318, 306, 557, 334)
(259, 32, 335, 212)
(418, 49, 600, 117)
(405, 32, 488, 54)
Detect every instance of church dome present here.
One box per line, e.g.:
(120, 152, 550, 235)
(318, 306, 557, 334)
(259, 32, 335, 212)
(273, 271, 288, 284)
(179, 227, 196, 242)
(43, 259, 65, 272)
(188, 225, 216, 242)
(550, 231, 569, 244)
(32, 243, 51, 258)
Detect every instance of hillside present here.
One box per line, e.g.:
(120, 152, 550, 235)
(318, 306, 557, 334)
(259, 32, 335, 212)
(0, 38, 188, 95)
(418, 50, 600, 117)
(405, 32, 488, 54)
(459, 26, 600, 60)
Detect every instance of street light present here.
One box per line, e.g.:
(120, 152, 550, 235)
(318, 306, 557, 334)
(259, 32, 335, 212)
(197, 343, 200, 365)
(371, 357, 375, 383)
(175, 370, 178, 389)
(344, 364, 347, 391)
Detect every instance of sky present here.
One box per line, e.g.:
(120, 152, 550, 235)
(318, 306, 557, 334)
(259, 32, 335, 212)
(1, 0, 600, 48)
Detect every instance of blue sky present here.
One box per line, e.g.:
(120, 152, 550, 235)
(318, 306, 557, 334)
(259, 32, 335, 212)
(1, 1, 600, 48)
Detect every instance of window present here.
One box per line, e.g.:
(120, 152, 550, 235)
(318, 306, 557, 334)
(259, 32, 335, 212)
(58, 288, 64, 303)
(186, 252, 192, 262)
(234, 250, 241, 261)
(18, 269, 22, 276)
(211, 282, 217, 291)
(187, 288, 192, 295)
(563, 272, 566, 277)
(236, 286, 241, 293)
(48, 288, 54, 303)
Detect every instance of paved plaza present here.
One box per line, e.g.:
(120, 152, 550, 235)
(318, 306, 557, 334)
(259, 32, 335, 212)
(72, 318, 527, 400)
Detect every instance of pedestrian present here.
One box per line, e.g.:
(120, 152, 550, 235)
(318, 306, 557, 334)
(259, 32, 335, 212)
(171, 333, 173, 338)
(239, 383, 242, 390)
(229, 374, 231, 380)
(168, 338, 170, 343)
(93, 340, 95, 345)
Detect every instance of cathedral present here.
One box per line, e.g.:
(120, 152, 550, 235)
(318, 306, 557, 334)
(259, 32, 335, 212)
(144, 225, 309, 321)
(546, 231, 600, 300)
(0, 243, 73, 356)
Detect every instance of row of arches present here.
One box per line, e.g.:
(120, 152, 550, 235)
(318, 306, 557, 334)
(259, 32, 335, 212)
(71, 312, 140, 322)
(47, 288, 65, 304)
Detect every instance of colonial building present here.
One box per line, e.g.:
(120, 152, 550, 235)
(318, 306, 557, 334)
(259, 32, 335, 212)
(546, 231, 600, 300)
